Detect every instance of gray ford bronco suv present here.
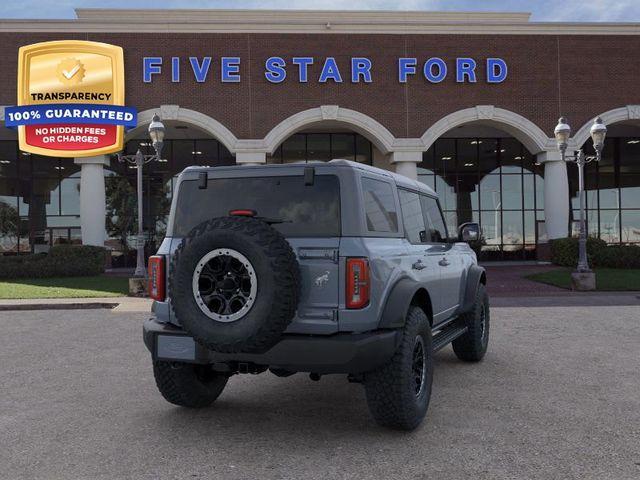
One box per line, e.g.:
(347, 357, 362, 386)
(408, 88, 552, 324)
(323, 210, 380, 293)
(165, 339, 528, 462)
(144, 159, 489, 430)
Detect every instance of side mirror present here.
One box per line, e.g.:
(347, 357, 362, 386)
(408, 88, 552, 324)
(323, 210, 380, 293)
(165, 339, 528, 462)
(458, 222, 480, 243)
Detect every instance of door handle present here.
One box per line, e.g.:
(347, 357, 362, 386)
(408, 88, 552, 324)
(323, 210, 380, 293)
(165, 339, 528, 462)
(438, 258, 450, 267)
(412, 260, 426, 270)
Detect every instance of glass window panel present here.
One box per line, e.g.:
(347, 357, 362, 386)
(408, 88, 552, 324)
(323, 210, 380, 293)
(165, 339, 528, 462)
(457, 138, 478, 173)
(455, 175, 479, 211)
(434, 139, 455, 175)
(70, 227, 82, 245)
(481, 210, 501, 247)
(599, 210, 620, 243)
(621, 210, 640, 243)
(282, 134, 306, 163)
(194, 139, 219, 166)
(361, 178, 398, 233)
(46, 216, 80, 227)
(478, 139, 499, 175)
(502, 175, 523, 210)
(355, 134, 372, 164)
(500, 138, 522, 174)
(522, 151, 538, 175)
(598, 182, 619, 209)
(524, 211, 536, 244)
(60, 178, 80, 215)
(417, 172, 435, 190)
(399, 190, 426, 243)
(455, 209, 476, 226)
(620, 137, 640, 174)
(331, 134, 355, 161)
(306, 134, 331, 162)
(502, 211, 524, 247)
(32, 155, 59, 178)
(435, 174, 456, 212)
(59, 157, 81, 177)
(479, 175, 501, 211)
(523, 174, 535, 210)
(0, 141, 18, 177)
(30, 178, 60, 216)
(535, 174, 544, 210)
(268, 145, 283, 164)
(17, 152, 31, 180)
(219, 144, 234, 166)
(420, 147, 435, 171)
(620, 174, 640, 209)
(171, 140, 196, 175)
(51, 228, 70, 246)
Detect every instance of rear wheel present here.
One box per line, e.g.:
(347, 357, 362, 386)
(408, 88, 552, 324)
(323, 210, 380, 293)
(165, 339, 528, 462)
(153, 361, 228, 408)
(363, 306, 433, 431)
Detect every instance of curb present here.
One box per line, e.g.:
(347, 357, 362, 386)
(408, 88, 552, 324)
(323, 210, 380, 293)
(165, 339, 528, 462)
(0, 302, 119, 311)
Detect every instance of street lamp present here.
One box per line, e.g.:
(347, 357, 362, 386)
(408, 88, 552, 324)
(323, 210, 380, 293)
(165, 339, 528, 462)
(117, 113, 166, 277)
(553, 116, 607, 280)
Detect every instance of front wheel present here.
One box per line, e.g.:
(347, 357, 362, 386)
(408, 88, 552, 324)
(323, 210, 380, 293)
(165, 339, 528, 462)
(153, 361, 228, 408)
(363, 306, 433, 431)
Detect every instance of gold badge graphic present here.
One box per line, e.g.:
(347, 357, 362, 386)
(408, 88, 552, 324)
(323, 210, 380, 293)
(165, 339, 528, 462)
(15, 40, 127, 157)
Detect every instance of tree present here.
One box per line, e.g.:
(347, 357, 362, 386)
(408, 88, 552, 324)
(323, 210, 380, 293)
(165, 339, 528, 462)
(0, 201, 20, 252)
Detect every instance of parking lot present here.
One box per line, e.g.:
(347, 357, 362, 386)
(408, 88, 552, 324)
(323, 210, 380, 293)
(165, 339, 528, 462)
(1, 304, 639, 480)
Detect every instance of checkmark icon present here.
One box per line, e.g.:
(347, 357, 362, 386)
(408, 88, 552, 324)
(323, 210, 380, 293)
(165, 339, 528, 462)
(62, 64, 80, 79)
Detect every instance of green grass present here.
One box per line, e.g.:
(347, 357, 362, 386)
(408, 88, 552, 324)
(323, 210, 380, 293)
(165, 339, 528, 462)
(0, 276, 130, 299)
(526, 268, 640, 291)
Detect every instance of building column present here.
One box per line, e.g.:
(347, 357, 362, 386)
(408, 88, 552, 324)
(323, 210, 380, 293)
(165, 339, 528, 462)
(74, 155, 109, 246)
(236, 151, 266, 165)
(391, 151, 422, 180)
(538, 151, 569, 240)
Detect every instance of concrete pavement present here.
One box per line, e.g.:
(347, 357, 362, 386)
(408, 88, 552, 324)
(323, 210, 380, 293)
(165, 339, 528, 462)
(1, 305, 639, 479)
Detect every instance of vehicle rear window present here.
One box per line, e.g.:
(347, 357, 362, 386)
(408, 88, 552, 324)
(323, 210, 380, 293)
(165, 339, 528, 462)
(173, 175, 341, 237)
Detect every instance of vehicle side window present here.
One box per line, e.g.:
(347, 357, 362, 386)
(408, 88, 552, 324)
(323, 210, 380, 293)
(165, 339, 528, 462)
(420, 195, 448, 243)
(399, 189, 427, 244)
(361, 177, 398, 233)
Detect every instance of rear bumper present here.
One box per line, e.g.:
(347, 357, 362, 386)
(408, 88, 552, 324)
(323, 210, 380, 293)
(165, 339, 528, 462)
(143, 318, 400, 374)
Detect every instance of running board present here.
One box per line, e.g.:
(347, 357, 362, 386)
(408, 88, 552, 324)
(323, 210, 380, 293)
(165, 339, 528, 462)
(432, 324, 468, 352)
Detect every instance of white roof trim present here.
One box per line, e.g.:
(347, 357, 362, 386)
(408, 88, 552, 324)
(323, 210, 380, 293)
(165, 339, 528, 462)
(0, 9, 639, 35)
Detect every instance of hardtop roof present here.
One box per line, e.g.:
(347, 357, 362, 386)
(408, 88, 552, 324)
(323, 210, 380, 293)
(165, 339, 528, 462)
(182, 159, 437, 197)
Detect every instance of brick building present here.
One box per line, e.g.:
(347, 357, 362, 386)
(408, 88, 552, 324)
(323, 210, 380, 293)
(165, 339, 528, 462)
(0, 9, 639, 262)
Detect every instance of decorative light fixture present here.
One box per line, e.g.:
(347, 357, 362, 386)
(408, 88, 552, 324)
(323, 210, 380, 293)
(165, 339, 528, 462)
(552, 116, 607, 288)
(117, 113, 166, 278)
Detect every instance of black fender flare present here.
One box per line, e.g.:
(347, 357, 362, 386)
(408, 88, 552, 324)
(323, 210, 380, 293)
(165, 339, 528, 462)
(378, 278, 429, 329)
(459, 265, 486, 314)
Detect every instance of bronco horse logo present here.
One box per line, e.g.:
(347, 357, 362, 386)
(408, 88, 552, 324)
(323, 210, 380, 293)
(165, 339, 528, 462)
(314, 271, 330, 287)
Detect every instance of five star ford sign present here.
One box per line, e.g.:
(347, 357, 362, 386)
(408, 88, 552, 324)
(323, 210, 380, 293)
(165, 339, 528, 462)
(4, 40, 137, 157)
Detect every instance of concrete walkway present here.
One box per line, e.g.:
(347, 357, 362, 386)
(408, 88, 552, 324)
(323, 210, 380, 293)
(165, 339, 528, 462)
(0, 296, 152, 313)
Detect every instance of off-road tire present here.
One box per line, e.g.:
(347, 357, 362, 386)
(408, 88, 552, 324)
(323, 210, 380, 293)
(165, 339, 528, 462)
(363, 306, 433, 431)
(170, 216, 300, 353)
(452, 283, 490, 362)
(153, 361, 228, 408)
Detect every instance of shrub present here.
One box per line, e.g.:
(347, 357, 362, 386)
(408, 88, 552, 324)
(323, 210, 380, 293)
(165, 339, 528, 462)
(550, 237, 640, 269)
(0, 245, 106, 279)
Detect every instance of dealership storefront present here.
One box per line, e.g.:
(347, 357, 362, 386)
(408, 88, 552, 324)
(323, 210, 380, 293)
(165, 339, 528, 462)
(0, 9, 639, 263)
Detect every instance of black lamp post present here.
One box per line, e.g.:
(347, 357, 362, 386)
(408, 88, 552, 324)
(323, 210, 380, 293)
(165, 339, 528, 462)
(117, 113, 165, 277)
(553, 116, 607, 286)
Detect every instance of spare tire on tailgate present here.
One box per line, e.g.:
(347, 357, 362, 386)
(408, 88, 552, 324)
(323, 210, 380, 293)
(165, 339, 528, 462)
(169, 216, 300, 353)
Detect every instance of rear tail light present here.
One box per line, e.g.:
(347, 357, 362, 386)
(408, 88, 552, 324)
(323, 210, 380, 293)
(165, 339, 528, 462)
(148, 255, 165, 301)
(346, 257, 370, 309)
(229, 209, 256, 217)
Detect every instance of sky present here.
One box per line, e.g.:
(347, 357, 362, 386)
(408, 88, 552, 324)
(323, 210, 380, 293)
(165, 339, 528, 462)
(0, 0, 639, 22)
